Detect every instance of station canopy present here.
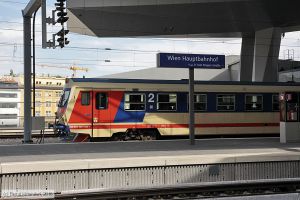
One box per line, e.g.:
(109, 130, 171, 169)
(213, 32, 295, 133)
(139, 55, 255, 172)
(67, 0, 300, 37)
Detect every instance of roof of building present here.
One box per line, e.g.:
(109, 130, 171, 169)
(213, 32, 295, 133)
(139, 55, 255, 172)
(98, 55, 240, 81)
(71, 78, 300, 86)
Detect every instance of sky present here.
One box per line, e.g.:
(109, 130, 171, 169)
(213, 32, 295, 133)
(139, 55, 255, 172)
(0, 0, 300, 78)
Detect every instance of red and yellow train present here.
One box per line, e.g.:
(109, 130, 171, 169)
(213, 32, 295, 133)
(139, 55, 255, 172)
(54, 78, 300, 141)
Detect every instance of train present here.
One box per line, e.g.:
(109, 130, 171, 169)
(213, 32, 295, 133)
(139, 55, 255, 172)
(53, 78, 300, 141)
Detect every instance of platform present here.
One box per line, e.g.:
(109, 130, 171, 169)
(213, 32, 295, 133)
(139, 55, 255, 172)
(0, 137, 300, 170)
(0, 137, 300, 198)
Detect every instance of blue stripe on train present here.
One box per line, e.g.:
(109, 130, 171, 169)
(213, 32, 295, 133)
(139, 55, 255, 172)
(113, 92, 278, 123)
(114, 98, 146, 123)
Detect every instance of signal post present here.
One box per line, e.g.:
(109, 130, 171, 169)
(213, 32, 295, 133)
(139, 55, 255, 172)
(22, 0, 69, 143)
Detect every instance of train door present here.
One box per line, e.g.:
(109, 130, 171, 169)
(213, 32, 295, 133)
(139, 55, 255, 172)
(75, 90, 93, 136)
(280, 92, 299, 122)
(93, 91, 110, 137)
(92, 91, 124, 138)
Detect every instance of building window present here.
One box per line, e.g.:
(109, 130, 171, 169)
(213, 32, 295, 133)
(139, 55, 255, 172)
(272, 94, 279, 111)
(245, 95, 263, 111)
(35, 101, 41, 107)
(124, 93, 145, 111)
(81, 92, 90, 106)
(157, 93, 177, 111)
(45, 92, 52, 97)
(35, 111, 40, 116)
(217, 94, 235, 111)
(0, 103, 17, 108)
(0, 114, 17, 119)
(56, 91, 61, 97)
(45, 101, 51, 107)
(46, 111, 52, 116)
(0, 93, 17, 98)
(35, 92, 41, 97)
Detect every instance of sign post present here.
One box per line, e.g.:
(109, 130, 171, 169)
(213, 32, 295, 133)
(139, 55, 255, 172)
(189, 68, 195, 145)
(157, 53, 225, 145)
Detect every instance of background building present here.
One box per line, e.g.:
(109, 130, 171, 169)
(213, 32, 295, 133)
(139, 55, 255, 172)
(99, 56, 300, 82)
(0, 77, 20, 127)
(0, 75, 65, 128)
(17, 75, 65, 127)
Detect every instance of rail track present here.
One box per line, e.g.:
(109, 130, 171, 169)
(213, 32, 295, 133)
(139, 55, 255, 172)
(55, 178, 300, 200)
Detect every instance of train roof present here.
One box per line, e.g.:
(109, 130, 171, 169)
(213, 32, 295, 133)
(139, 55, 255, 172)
(71, 78, 300, 86)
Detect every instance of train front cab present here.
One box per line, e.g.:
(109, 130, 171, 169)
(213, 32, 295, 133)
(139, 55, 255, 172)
(279, 92, 300, 143)
(68, 90, 127, 142)
(67, 89, 163, 142)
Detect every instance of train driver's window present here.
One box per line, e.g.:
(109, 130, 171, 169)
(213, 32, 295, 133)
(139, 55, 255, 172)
(96, 93, 108, 109)
(81, 92, 90, 106)
(157, 94, 177, 111)
(124, 93, 145, 111)
(217, 94, 235, 111)
(245, 94, 263, 111)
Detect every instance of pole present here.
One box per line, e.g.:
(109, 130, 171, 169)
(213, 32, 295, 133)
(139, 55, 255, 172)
(33, 10, 38, 117)
(23, 16, 32, 143)
(189, 68, 195, 145)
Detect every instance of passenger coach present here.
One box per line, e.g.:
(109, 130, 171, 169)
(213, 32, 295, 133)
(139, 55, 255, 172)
(54, 78, 300, 141)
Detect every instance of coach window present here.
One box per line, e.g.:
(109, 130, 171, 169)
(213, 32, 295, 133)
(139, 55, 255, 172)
(245, 95, 263, 111)
(157, 94, 177, 111)
(81, 92, 90, 106)
(124, 94, 145, 111)
(96, 93, 108, 109)
(272, 94, 279, 111)
(187, 94, 207, 111)
(217, 94, 235, 111)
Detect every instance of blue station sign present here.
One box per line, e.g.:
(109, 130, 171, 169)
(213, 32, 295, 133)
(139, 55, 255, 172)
(157, 53, 225, 69)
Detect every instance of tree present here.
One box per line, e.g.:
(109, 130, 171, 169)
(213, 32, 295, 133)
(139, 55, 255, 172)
(9, 69, 15, 77)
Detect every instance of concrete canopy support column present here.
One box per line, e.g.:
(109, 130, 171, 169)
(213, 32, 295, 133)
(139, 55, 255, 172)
(240, 34, 255, 81)
(252, 27, 282, 82)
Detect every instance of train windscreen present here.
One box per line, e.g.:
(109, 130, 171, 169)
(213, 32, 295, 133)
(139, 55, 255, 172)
(58, 89, 70, 107)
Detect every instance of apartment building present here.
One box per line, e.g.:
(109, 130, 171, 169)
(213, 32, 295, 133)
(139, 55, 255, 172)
(0, 79, 20, 127)
(17, 75, 65, 126)
(0, 75, 65, 127)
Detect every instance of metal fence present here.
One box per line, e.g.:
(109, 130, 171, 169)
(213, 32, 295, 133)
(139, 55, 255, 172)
(1, 161, 300, 195)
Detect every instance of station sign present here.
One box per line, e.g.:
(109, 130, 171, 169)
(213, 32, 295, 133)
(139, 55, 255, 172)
(157, 53, 225, 69)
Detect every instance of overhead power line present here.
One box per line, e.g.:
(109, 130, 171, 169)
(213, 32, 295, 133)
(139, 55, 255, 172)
(0, 40, 299, 53)
(0, 55, 154, 63)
